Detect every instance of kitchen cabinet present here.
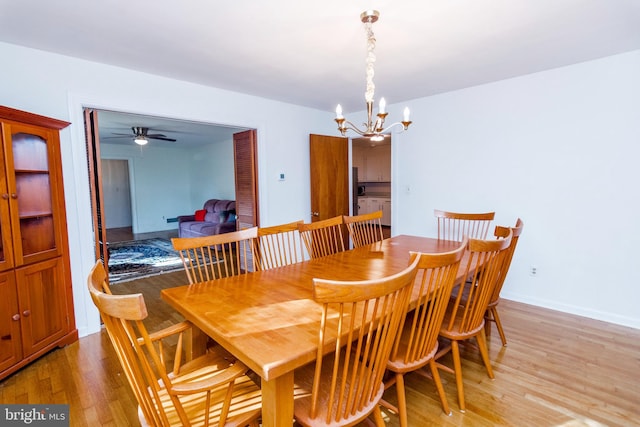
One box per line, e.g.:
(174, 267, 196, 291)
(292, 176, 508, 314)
(381, 199, 391, 226)
(358, 197, 391, 227)
(352, 144, 365, 173)
(354, 143, 390, 183)
(0, 106, 77, 380)
(365, 144, 391, 182)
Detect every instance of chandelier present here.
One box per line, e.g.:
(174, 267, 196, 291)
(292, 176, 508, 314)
(335, 10, 412, 142)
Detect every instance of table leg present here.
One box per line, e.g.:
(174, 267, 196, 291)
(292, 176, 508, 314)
(185, 326, 207, 361)
(261, 371, 294, 427)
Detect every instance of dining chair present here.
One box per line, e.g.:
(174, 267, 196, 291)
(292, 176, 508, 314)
(381, 239, 467, 425)
(256, 220, 306, 270)
(435, 229, 512, 412)
(293, 255, 420, 426)
(297, 216, 346, 259)
(434, 209, 495, 241)
(485, 218, 524, 346)
(172, 227, 259, 284)
(87, 260, 262, 427)
(343, 210, 385, 248)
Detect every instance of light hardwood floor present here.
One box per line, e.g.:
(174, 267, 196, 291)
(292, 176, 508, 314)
(1, 269, 638, 426)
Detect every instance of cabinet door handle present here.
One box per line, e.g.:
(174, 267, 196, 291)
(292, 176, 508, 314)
(11, 193, 17, 199)
(22, 310, 30, 317)
(12, 314, 20, 321)
(1, 194, 8, 200)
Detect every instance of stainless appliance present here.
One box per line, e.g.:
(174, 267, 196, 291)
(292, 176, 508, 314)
(352, 168, 359, 215)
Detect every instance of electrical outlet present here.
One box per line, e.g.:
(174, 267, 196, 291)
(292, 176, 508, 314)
(529, 265, 538, 277)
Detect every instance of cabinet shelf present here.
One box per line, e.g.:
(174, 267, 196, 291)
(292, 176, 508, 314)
(19, 212, 53, 220)
(15, 169, 49, 174)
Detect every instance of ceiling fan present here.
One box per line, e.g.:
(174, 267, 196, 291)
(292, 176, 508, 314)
(109, 126, 177, 145)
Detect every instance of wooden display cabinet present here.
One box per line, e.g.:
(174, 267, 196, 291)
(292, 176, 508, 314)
(0, 106, 77, 380)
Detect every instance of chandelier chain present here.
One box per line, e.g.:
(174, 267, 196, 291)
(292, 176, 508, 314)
(365, 20, 376, 104)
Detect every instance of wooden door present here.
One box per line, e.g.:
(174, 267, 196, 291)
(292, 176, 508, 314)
(309, 134, 349, 222)
(15, 258, 68, 357)
(84, 109, 109, 266)
(233, 129, 259, 229)
(0, 271, 21, 372)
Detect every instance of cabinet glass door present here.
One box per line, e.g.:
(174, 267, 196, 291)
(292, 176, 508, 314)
(5, 124, 60, 265)
(0, 151, 13, 271)
(13, 132, 55, 255)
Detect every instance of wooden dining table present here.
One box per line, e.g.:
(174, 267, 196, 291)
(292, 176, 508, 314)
(161, 234, 464, 427)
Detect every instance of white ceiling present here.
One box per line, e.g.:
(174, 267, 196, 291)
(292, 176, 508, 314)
(95, 109, 247, 147)
(1, 0, 639, 142)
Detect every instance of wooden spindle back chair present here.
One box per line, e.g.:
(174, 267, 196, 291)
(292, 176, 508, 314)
(382, 239, 467, 425)
(436, 230, 512, 412)
(87, 261, 262, 426)
(434, 209, 495, 241)
(172, 227, 259, 284)
(293, 256, 420, 427)
(343, 210, 385, 248)
(485, 218, 524, 345)
(256, 220, 306, 270)
(297, 216, 346, 259)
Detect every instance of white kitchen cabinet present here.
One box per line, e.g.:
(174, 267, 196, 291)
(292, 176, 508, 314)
(357, 197, 371, 215)
(362, 197, 391, 226)
(352, 144, 365, 173)
(366, 145, 391, 182)
(381, 199, 391, 226)
(355, 143, 390, 182)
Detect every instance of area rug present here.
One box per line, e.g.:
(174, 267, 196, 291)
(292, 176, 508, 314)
(108, 238, 184, 284)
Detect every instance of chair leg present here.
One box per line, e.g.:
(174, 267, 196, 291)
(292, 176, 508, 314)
(450, 340, 465, 412)
(476, 328, 495, 379)
(395, 373, 408, 427)
(490, 307, 507, 346)
(428, 360, 451, 416)
(373, 407, 385, 427)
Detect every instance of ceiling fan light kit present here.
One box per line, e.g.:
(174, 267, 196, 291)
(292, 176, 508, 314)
(134, 136, 148, 145)
(108, 126, 177, 145)
(334, 10, 412, 141)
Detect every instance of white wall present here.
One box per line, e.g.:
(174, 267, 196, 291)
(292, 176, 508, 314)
(190, 140, 236, 205)
(391, 49, 640, 328)
(0, 41, 334, 337)
(2, 40, 638, 337)
(100, 143, 192, 233)
(101, 139, 236, 233)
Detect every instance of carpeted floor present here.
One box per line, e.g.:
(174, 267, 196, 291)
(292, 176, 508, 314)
(108, 238, 184, 283)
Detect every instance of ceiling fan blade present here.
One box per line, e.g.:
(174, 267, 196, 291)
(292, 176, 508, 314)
(147, 135, 177, 142)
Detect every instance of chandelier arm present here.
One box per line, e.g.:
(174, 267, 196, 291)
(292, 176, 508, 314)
(336, 119, 368, 137)
(380, 121, 413, 134)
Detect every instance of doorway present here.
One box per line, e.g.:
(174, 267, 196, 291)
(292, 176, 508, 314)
(352, 136, 392, 237)
(84, 108, 259, 274)
(101, 159, 132, 241)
